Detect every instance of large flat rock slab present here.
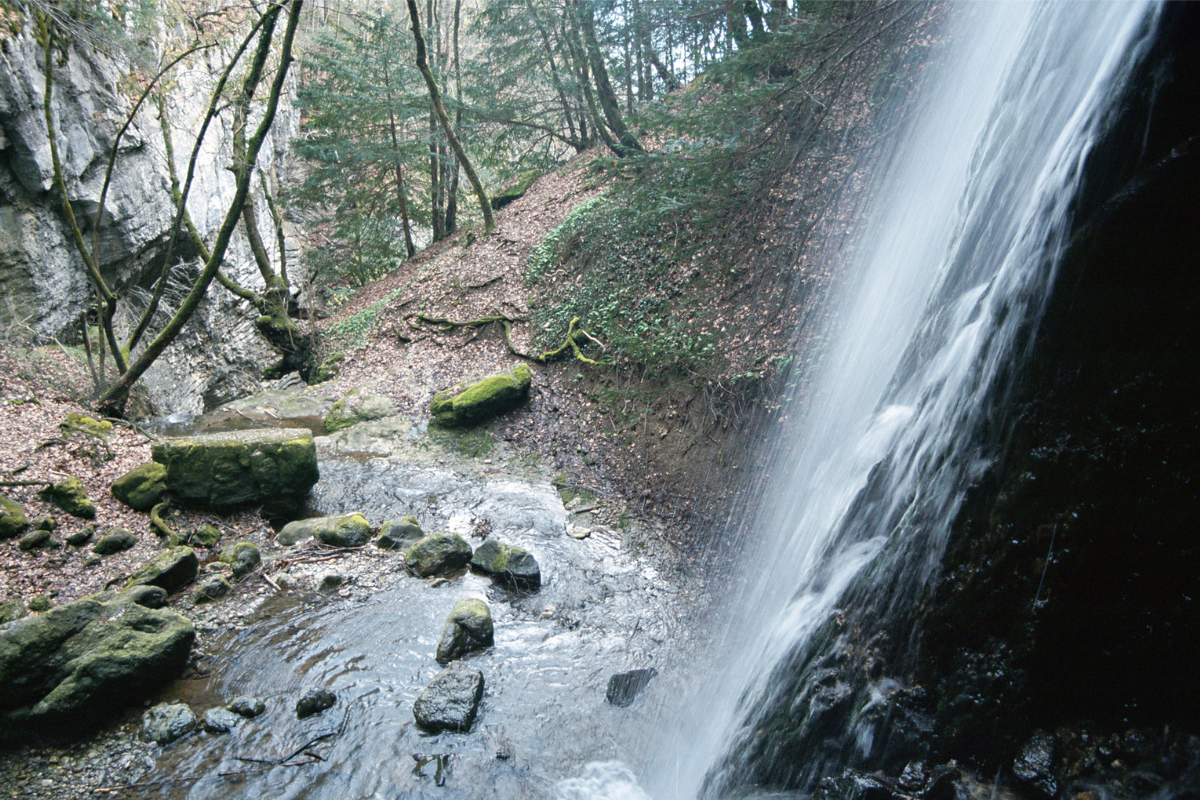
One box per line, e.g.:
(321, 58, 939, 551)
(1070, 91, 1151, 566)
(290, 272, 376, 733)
(152, 428, 319, 511)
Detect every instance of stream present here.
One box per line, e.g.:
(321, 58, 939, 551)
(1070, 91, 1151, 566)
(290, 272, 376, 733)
(140, 407, 700, 800)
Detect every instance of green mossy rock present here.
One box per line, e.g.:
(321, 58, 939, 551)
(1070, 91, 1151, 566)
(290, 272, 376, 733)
(436, 598, 494, 664)
(376, 515, 424, 550)
(93, 528, 136, 556)
(430, 366, 532, 427)
(59, 412, 112, 439)
(125, 547, 199, 594)
(311, 351, 344, 384)
(151, 428, 319, 512)
(469, 539, 541, 589)
(37, 478, 96, 520)
(0, 597, 194, 735)
(405, 532, 473, 577)
(187, 523, 222, 549)
(324, 388, 395, 433)
(193, 575, 231, 604)
(0, 600, 27, 625)
(219, 541, 261, 578)
(17, 530, 52, 551)
(0, 496, 28, 540)
(66, 525, 95, 547)
(490, 169, 543, 210)
(111, 462, 167, 512)
(275, 513, 371, 548)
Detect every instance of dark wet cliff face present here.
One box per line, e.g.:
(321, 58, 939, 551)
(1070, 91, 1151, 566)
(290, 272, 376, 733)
(913, 0, 1200, 776)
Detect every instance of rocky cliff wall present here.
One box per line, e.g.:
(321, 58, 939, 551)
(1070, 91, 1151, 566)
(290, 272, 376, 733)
(0, 17, 300, 414)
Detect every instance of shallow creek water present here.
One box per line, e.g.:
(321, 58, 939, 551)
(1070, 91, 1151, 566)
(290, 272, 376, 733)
(143, 411, 696, 800)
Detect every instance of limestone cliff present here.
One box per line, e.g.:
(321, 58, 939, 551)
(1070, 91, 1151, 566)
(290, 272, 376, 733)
(0, 16, 300, 414)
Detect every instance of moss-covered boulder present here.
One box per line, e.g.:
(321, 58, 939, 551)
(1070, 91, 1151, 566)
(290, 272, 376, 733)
(0, 496, 29, 539)
(17, 530, 53, 552)
(469, 539, 541, 589)
(490, 169, 542, 210)
(111, 462, 167, 512)
(93, 528, 136, 556)
(151, 428, 319, 512)
(324, 388, 395, 433)
(0, 596, 194, 736)
(405, 532, 473, 577)
(0, 600, 28, 625)
(187, 523, 222, 549)
(275, 513, 371, 548)
(38, 478, 96, 519)
(430, 366, 532, 427)
(125, 547, 199, 594)
(436, 598, 494, 665)
(219, 541, 261, 578)
(59, 412, 112, 439)
(376, 515, 424, 550)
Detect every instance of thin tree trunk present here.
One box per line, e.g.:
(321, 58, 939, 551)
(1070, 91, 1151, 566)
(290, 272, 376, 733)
(405, 0, 495, 234)
(577, 0, 643, 156)
(96, 0, 303, 416)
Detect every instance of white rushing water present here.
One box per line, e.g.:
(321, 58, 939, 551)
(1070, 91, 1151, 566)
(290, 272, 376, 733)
(560, 2, 1163, 798)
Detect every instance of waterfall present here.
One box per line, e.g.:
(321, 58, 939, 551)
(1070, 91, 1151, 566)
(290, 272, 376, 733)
(564, 3, 1164, 799)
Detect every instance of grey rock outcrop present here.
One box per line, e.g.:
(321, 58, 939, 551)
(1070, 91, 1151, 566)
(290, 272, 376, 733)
(0, 595, 195, 737)
(0, 18, 300, 414)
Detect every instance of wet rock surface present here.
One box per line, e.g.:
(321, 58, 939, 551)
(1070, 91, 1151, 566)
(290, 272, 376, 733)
(435, 598, 494, 664)
(413, 663, 485, 732)
(405, 532, 473, 577)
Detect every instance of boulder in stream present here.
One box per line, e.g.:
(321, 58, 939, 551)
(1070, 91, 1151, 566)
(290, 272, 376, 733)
(295, 688, 336, 718)
(0, 595, 195, 737)
(376, 515, 424, 550)
(436, 598, 494, 664)
(406, 532, 473, 577)
(110, 462, 167, 511)
(151, 428, 319, 512)
(413, 663, 484, 732)
(429, 366, 532, 427)
(469, 539, 541, 590)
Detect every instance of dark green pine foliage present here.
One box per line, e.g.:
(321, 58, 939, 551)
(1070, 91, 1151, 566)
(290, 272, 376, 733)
(291, 10, 437, 286)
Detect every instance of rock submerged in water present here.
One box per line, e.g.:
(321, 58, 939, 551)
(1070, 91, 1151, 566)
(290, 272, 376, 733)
(110, 462, 167, 511)
(469, 539, 541, 590)
(436, 598, 494, 664)
(296, 688, 336, 719)
(430, 366, 532, 427)
(276, 513, 372, 548)
(0, 595, 195, 737)
(151, 428, 319, 513)
(201, 707, 242, 734)
(405, 532, 473, 577)
(413, 663, 484, 732)
(228, 695, 266, 718)
(605, 668, 658, 708)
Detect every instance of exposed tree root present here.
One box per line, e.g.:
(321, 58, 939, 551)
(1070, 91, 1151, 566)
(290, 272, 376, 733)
(404, 312, 604, 365)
